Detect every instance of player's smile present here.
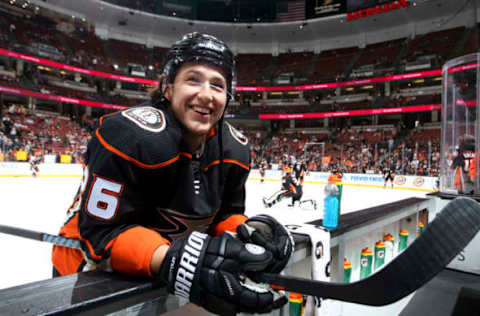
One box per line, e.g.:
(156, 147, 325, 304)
(190, 104, 213, 118)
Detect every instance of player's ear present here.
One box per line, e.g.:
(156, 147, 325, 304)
(164, 85, 172, 101)
(161, 77, 172, 101)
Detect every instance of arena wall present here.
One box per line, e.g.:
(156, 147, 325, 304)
(0, 163, 437, 192)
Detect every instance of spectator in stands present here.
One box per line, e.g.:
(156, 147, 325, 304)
(51, 33, 291, 315)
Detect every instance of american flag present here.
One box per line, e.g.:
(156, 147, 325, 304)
(276, 0, 306, 22)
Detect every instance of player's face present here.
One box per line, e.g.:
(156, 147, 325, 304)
(166, 62, 227, 148)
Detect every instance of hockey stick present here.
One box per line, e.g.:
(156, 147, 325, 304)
(259, 197, 480, 306)
(0, 224, 80, 249)
(1, 198, 478, 307)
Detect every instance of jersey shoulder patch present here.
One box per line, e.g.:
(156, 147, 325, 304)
(121, 106, 166, 133)
(226, 122, 248, 145)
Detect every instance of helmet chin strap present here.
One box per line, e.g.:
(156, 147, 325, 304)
(217, 117, 225, 198)
(216, 96, 231, 201)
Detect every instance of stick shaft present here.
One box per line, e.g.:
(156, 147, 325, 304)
(0, 224, 80, 249)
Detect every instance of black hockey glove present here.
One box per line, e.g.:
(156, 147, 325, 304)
(158, 231, 287, 315)
(237, 214, 294, 274)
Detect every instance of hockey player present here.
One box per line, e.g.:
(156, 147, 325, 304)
(263, 170, 302, 208)
(259, 159, 268, 183)
(289, 175, 303, 207)
(452, 135, 476, 194)
(29, 153, 41, 178)
(292, 158, 308, 185)
(383, 166, 395, 189)
(52, 33, 292, 315)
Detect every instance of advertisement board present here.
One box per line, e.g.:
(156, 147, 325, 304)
(306, 0, 346, 18)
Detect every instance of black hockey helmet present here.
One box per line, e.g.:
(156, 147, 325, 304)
(163, 32, 235, 101)
(459, 134, 475, 152)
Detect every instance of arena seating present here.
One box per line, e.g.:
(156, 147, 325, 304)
(1, 8, 471, 178)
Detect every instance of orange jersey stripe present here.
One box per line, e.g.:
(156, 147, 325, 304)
(204, 159, 250, 172)
(96, 129, 192, 169)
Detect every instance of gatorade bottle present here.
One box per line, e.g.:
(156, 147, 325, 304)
(398, 229, 409, 252)
(289, 292, 303, 316)
(417, 221, 424, 237)
(383, 233, 395, 262)
(328, 170, 343, 219)
(374, 240, 386, 270)
(323, 183, 339, 229)
(344, 258, 352, 283)
(360, 247, 373, 279)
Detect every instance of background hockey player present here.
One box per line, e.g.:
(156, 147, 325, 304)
(452, 135, 476, 194)
(259, 158, 268, 183)
(263, 170, 301, 208)
(289, 173, 303, 207)
(52, 33, 293, 315)
(292, 158, 308, 185)
(382, 165, 395, 189)
(29, 153, 41, 178)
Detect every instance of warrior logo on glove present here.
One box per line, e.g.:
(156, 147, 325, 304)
(159, 231, 288, 315)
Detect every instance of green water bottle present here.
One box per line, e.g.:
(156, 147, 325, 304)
(374, 240, 386, 270)
(344, 258, 352, 283)
(398, 229, 409, 252)
(417, 221, 424, 237)
(360, 247, 373, 279)
(289, 292, 304, 316)
(383, 233, 395, 262)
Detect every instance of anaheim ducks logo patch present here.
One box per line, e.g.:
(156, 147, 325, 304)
(151, 208, 216, 241)
(121, 106, 166, 132)
(227, 123, 248, 145)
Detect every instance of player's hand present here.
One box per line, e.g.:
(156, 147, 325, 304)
(237, 214, 294, 274)
(158, 231, 287, 315)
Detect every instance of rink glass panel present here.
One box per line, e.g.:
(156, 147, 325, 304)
(440, 53, 480, 194)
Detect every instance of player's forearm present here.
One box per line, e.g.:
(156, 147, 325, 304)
(150, 244, 170, 275)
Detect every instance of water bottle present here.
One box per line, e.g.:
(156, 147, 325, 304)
(323, 183, 339, 229)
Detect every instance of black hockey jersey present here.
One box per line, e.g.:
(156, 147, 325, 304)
(53, 101, 251, 277)
(383, 168, 394, 178)
(292, 161, 307, 180)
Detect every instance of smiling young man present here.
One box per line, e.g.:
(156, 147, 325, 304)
(52, 33, 293, 315)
